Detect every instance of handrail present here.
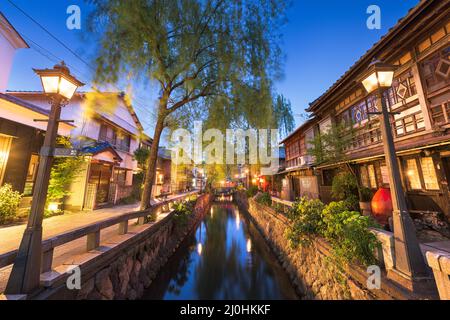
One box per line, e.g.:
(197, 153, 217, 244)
(0, 191, 199, 271)
(270, 196, 294, 207)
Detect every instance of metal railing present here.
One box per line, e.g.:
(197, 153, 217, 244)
(0, 191, 199, 274)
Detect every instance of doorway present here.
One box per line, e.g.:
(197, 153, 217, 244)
(89, 162, 113, 207)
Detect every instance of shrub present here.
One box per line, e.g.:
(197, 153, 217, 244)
(360, 187, 373, 202)
(331, 172, 359, 210)
(322, 201, 380, 265)
(0, 184, 22, 224)
(173, 200, 196, 228)
(47, 137, 84, 207)
(246, 185, 259, 198)
(285, 199, 381, 266)
(286, 197, 325, 247)
(256, 192, 272, 206)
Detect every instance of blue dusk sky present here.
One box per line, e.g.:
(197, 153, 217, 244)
(1, 0, 419, 135)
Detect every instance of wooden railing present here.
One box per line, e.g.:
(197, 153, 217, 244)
(0, 191, 199, 273)
(270, 196, 293, 215)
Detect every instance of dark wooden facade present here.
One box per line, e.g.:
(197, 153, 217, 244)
(303, 0, 450, 224)
(0, 118, 44, 194)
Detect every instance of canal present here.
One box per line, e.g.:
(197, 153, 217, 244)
(142, 203, 298, 300)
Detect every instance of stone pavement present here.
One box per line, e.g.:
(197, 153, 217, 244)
(0, 202, 140, 255)
(0, 193, 191, 293)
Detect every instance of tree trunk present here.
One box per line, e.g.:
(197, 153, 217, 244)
(140, 114, 165, 210)
(345, 162, 363, 201)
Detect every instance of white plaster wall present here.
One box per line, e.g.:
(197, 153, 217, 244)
(0, 35, 16, 92)
(0, 98, 73, 135)
(8, 94, 140, 172)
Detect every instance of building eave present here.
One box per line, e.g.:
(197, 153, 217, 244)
(307, 0, 448, 114)
(0, 12, 29, 49)
(280, 117, 316, 145)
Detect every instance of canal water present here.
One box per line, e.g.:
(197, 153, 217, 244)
(142, 203, 298, 300)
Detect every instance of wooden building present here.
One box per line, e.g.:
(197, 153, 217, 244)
(302, 0, 449, 226)
(278, 118, 319, 201)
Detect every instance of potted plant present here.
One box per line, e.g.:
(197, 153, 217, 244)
(359, 187, 373, 216)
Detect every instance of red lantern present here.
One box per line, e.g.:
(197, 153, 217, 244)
(371, 188, 393, 226)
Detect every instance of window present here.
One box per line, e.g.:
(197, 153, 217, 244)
(380, 165, 390, 185)
(0, 136, 12, 186)
(99, 123, 132, 152)
(430, 101, 450, 125)
(115, 169, 127, 186)
(394, 110, 425, 137)
(418, 26, 448, 53)
(99, 123, 117, 145)
(420, 157, 439, 190)
(351, 100, 368, 124)
(299, 137, 306, 156)
(420, 46, 450, 94)
(116, 134, 131, 152)
(368, 165, 377, 188)
(386, 71, 417, 108)
(24, 154, 39, 196)
(366, 95, 379, 115)
(405, 158, 422, 190)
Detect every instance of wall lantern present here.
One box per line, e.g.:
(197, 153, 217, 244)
(34, 61, 84, 100)
(359, 59, 395, 94)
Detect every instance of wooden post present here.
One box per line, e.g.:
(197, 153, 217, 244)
(87, 231, 100, 251)
(40, 248, 54, 274)
(118, 221, 128, 235)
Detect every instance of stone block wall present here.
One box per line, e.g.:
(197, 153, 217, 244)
(235, 192, 412, 300)
(37, 194, 211, 300)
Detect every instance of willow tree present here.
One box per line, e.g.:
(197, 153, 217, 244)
(88, 0, 289, 209)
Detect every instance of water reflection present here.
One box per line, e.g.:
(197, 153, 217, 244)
(142, 203, 298, 300)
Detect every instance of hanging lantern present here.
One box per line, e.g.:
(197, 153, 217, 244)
(371, 188, 393, 226)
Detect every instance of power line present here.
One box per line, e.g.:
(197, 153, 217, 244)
(0, 18, 155, 130)
(7, 0, 92, 70)
(6, 0, 155, 123)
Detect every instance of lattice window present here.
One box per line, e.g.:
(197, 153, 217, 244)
(421, 46, 450, 94)
(430, 102, 450, 125)
(405, 158, 422, 190)
(386, 71, 417, 107)
(351, 100, 368, 124)
(420, 157, 439, 190)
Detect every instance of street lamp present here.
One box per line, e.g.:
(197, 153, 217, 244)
(6, 62, 83, 295)
(359, 59, 430, 292)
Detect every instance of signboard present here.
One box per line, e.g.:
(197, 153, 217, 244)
(54, 148, 80, 157)
(40, 147, 80, 157)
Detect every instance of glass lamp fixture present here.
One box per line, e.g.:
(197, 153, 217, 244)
(359, 59, 395, 94)
(34, 61, 84, 100)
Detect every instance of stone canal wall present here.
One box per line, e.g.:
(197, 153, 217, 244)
(37, 194, 212, 300)
(235, 192, 413, 300)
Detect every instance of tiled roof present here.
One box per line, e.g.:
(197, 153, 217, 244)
(280, 117, 316, 144)
(0, 93, 49, 115)
(80, 141, 122, 161)
(158, 147, 171, 160)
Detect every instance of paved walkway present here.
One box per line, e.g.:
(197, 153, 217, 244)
(0, 203, 141, 255)
(0, 193, 194, 293)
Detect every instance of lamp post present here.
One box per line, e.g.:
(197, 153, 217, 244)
(359, 59, 430, 291)
(5, 62, 84, 295)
